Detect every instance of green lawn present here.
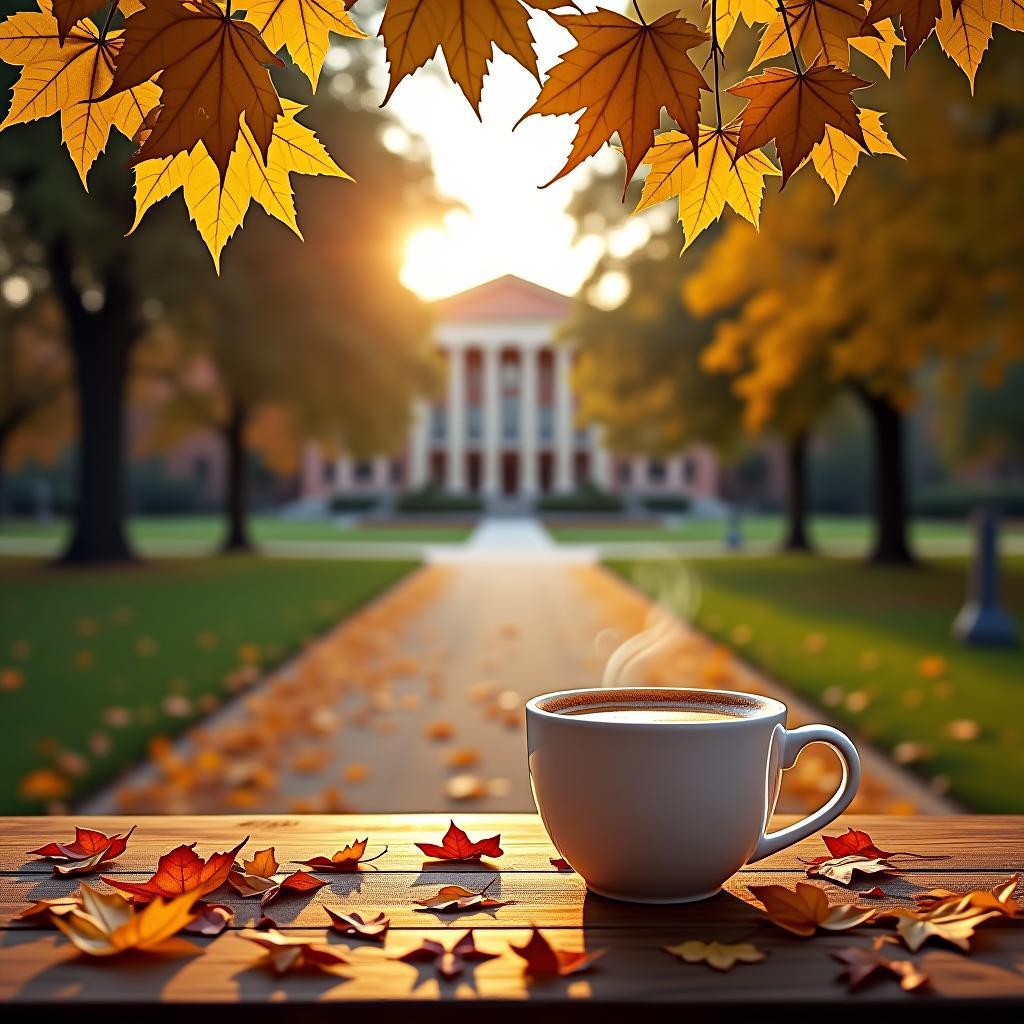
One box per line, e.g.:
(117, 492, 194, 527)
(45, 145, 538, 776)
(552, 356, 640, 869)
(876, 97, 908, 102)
(608, 556, 1024, 813)
(0, 556, 416, 813)
(549, 515, 1024, 547)
(0, 515, 474, 547)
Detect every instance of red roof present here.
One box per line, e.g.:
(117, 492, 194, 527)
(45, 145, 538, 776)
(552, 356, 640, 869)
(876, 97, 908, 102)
(437, 275, 573, 323)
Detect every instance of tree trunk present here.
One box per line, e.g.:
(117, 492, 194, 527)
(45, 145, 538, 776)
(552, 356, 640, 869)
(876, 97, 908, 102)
(221, 398, 253, 554)
(781, 431, 813, 553)
(48, 242, 139, 566)
(860, 389, 916, 566)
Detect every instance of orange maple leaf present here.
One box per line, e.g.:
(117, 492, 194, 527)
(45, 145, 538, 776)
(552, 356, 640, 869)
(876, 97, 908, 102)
(380, 0, 569, 115)
(103, 837, 247, 902)
(29, 824, 135, 864)
(104, 0, 284, 178)
(729, 64, 869, 183)
(511, 926, 605, 977)
(415, 820, 503, 861)
(752, 0, 884, 70)
(518, 7, 708, 193)
(293, 837, 388, 871)
(749, 882, 876, 936)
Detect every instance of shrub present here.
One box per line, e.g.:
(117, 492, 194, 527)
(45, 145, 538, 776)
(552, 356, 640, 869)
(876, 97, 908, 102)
(913, 482, 1024, 518)
(643, 495, 691, 514)
(396, 484, 483, 514)
(329, 494, 380, 513)
(539, 482, 623, 513)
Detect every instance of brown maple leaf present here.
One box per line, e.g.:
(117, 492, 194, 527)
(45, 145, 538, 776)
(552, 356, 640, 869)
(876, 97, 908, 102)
(912, 874, 1021, 915)
(753, 0, 883, 70)
(749, 882, 876, 937)
(103, 837, 247, 902)
(413, 879, 512, 913)
(833, 937, 929, 991)
(325, 908, 390, 939)
(103, 0, 284, 178)
(240, 928, 350, 975)
(380, 0, 570, 115)
(293, 837, 387, 871)
(510, 926, 605, 977)
(396, 929, 499, 980)
(862, 0, 943, 61)
(878, 897, 1005, 951)
(415, 820, 503, 861)
(518, 7, 708, 193)
(806, 855, 897, 886)
(729, 64, 869, 184)
(51, 0, 99, 43)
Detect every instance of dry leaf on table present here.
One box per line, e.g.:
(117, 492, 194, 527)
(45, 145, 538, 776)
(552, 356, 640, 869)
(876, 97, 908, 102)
(416, 820, 503, 862)
(240, 928, 349, 975)
(511, 926, 605, 978)
(396, 928, 498, 980)
(103, 838, 247, 901)
(664, 939, 765, 971)
(749, 882, 875, 937)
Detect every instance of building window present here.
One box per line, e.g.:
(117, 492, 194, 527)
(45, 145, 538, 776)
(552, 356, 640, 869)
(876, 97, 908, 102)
(618, 462, 632, 485)
(649, 459, 666, 483)
(467, 405, 482, 442)
(431, 405, 446, 442)
(354, 460, 373, 484)
(390, 460, 403, 486)
(502, 396, 519, 441)
(684, 457, 697, 483)
(539, 406, 554, 442)
(192, 456, 210, 487)
(323, 461, 335, 485)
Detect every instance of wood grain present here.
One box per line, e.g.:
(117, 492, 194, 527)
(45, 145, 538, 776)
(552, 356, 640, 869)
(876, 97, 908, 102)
(1, 814, 1023, 1016)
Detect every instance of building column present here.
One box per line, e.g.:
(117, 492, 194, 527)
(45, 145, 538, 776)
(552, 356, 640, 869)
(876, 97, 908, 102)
(408, 400, 430, 490)
(554, 346, 574, 493)
(631, 456, 649, 492)
(668, 455, 686, 491)
(590, 426, 612, 490)
(372, 456, 389, 490)
(482, 346, 501, 498)
(445, 346, 466, 492)
(336, 456, 353, 490)
(519, 346, 538, 498)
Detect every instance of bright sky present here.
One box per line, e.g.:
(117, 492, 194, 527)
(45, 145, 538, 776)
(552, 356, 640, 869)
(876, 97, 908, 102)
(376, 7, 629, 301)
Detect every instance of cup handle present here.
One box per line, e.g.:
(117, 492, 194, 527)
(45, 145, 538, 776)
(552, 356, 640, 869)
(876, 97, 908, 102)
(749, 724, 861, 862)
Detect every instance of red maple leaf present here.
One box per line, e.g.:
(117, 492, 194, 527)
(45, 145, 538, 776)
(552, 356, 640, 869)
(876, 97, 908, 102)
(29, 825, 135, 863)
(415, 821, 503, 861)
(103, 838, 247, 901)
(511, 926, 605, 978)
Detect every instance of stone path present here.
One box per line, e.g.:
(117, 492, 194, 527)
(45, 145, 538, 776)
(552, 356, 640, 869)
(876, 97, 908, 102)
(83, 522, 955, 818)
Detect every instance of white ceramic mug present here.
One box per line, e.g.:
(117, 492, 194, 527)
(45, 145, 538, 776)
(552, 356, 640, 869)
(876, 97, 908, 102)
(526, 686, 861, 903)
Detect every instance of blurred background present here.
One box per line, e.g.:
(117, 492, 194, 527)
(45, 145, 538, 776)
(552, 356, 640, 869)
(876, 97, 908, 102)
(1, 1, 1021, 820)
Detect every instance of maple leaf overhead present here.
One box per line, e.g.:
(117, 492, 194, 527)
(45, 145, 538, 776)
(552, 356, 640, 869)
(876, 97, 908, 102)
(415, 820, 503, 861)
(379, 0, 570, 115)
(935, 0, 994, 91)
(810, 107, 903, 200)
(103, 838, 247, 901)
(130, 100, 351, 270)
(104, 0, 284, 178)
(706, 0, 776, 46)
(861, 0, 943, 62)
(518, 7, 708, 193)
(729, 64, 870, 184)
(0, 3, 159, 187)
(634, 125, 780, 249)
(511, 926, 605, 977)
(749, 882, 876, 936)
(50, 0, 101, 43)
(244, 0, 365, 89)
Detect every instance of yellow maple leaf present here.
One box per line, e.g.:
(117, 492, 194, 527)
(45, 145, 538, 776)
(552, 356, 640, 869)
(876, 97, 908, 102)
(635, 125, 780, 249)
(936, 0, 994, 92)
(664, 939, 766, 971)
(849, 16, 905, 75)
(130, 100, 351, 270)
(52, 883, 197, 956)
(0, 2, 159, 188)
(380, 0, 566, 114)
(810, 107, 904, 201)
(244, 0, 365, 89)
(706, 0, 776, 45)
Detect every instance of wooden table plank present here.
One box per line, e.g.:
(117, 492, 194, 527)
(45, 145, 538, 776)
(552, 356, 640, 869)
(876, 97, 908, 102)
(2, 815, 1022, 874)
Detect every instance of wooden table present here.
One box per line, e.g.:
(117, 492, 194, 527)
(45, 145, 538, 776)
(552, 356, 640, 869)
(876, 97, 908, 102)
(1, 815, 1022, 1020)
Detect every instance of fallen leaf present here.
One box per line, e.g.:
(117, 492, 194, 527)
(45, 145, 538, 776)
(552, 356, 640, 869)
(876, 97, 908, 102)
(325, 908, 390, 940)
(877, 898, 1003, 952)
(550, 857, 572, 871)
(104, 0, 284, 177)
(243, 848, 279, 877)
(807, 855, 897, 886)
(261, 870, 328, 909)
(397, 929, 499, 980)
(28, 825, 136, 864)
(634, 124, 780, 249)
(863, 887, 886, 899)
(413, 880, 512, 913)
(518, 7, 708, 192)
(425, 720, 455, 741)
(14, 895, 86, 922)
(912, 874, 1021, 915)
(833, 942, 929, 991)
(294, 838, 387, 871)
(664, 939, 766, 971)
(0, 5, 159, 187)
(825, 828, 894, 859)
(244, 0, 365, 89)
(416, 821, 503, 861)
(53, 883, 198, 957)
(749, 882, 876, 937)
(380, 0, 565, 114)
(445, 773, 486, 800)
(239, 928, 349, 975)
(104, 838, 247, 902)
(511, 926, 605, 977)
(228, 869, 279, 898)
(184, 901, 233, 936)
(729, 64, 869, 184)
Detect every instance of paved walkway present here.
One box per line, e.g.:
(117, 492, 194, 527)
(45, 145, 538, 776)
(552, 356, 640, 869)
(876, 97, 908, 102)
(83, 524, 955, 818)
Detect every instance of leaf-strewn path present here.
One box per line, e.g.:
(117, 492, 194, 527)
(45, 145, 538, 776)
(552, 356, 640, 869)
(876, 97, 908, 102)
(83, 526, 955, 817)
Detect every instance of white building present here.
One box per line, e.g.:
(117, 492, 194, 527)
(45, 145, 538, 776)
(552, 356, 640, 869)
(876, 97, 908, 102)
(301, 275, 719, 508)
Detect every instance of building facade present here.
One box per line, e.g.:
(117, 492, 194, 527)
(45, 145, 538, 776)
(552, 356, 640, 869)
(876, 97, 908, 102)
(301, 275, 720, 507)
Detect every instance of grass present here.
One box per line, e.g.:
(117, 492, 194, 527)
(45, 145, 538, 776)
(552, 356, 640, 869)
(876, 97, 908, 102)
(0, 556, 416, 814)
(0, 515, 475, 548)
(608, 555, 1024, 813)
(548, 515, 1024, 547)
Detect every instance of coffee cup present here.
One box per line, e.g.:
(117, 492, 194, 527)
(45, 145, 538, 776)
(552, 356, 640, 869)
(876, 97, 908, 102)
(526, 686, 860, 903)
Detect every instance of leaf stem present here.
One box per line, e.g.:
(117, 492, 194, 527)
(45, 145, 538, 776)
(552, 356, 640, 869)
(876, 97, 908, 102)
(711, 0, 722, 129)
(632, 1, 647, 25)
(777, 2, 804, 76)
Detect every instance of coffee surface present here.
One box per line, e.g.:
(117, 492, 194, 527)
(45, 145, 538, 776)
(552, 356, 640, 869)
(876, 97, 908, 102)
(562, 705, 745, 724)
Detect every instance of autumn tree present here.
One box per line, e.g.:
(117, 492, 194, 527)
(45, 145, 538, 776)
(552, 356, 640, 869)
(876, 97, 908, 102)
(686, 43, 1024, 563)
